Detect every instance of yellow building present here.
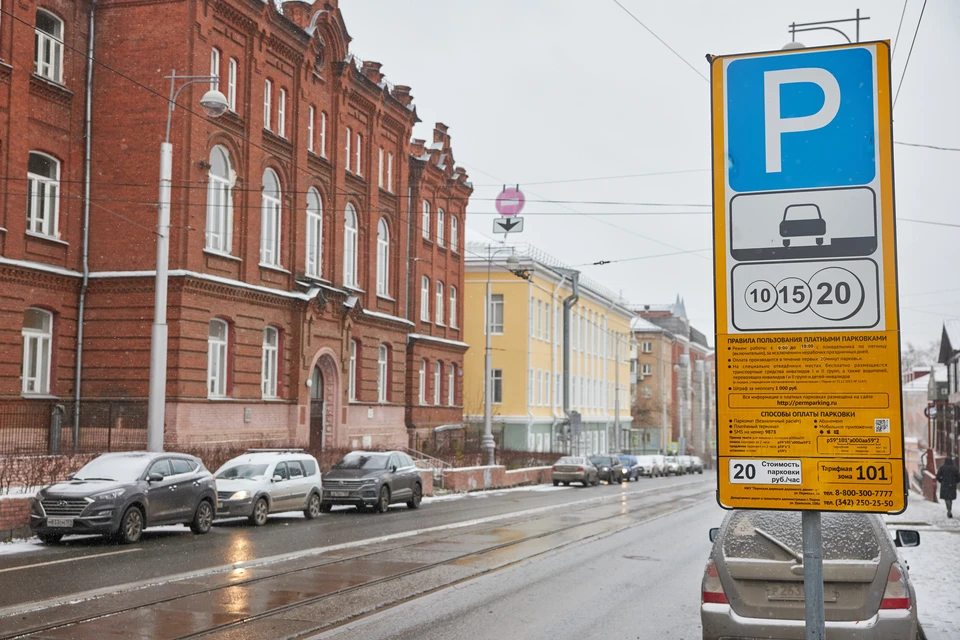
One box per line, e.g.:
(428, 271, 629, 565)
(463, 242, 633, 454)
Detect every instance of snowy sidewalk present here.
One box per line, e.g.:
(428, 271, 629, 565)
(885, 492, 960, 640)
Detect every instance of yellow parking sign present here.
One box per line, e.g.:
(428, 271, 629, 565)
(710, 41, 905, 513)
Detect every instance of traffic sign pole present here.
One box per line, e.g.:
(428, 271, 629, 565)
(802, 510, 825, 640)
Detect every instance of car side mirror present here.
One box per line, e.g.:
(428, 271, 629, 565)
(390, 465, 398, 473)
(895, 529, 920, 547)
(147, 473, 164, 483)
(273, 475, 283, 483)
(709, 527, 720, 543)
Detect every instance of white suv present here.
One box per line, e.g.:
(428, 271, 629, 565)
(214, 449, 322, 525)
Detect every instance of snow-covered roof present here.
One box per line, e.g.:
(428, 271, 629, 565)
(630, 316, 664, 333)
(945, 319, 960, 352)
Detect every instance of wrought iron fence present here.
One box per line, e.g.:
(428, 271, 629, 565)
(0, 400, 148, 456)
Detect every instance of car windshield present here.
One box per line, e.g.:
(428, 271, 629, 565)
(665, 456, 679, 463)
(722, 511, 881, 561)
(556, 457, 580, 465)
(589, 457, 612, 466)
(216, 463, 269, 479)
(73, 455, 150, 482)
(334, 453, 390, 470)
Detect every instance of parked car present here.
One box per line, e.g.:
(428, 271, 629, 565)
(214, 449, 322, 525)
(321, 451, 422, 513)
(650, 454, 666, 475)
(690, 456, 705, 474)
(679, 455, 695, 474)
(663, 455, 684, 475)
(551, 456, 599, 487)
(30, 452, 217, 544)
(588, 455, 626, 484)
(618, 455, 641, 481)
(634, 455, 662, 477)
(702, 509, 921, 640)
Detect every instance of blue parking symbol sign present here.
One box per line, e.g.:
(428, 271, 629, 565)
(726, 48, 876, 192)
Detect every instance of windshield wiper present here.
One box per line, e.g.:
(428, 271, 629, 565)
(753, 527, 803, 563)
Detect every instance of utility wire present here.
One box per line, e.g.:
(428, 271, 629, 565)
(472, 168, 709, 187)
(892, 0, 911, 58)
(609, 0, 708, 82)
(571, 247, 711, 267)
(893, 0, 927, 109)
(894, 141, 960, 152)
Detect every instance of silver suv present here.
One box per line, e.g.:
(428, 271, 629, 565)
(321, 451, 423, 513)
(215, 449, 323, 525)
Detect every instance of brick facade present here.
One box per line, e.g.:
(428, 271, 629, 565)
(0, 0, 471, 452)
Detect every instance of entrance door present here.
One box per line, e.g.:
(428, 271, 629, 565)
(310, 366, 326, 450)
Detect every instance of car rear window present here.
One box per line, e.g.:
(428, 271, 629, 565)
(556, 457, 580, 465)
(301, 459, 318, 476)
(288, 461, 305, 478)
(722, 511, 881, 561)
(171, 459, 195, 475)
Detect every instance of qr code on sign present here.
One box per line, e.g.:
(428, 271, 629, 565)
(875, 419, 891, 433)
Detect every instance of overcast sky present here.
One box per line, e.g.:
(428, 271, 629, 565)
(341, 0, 959, 350)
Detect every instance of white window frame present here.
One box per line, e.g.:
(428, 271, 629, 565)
(489, 294, 504, 335)
(545, 303, 551, 342)
(261, 327, 279, 398)
(528, 369, 534, 405)
(386, 152, 394, 193)
(227, 58, 237, 112)
(263, 79, 272, 131)
(377, 345, 388, 403)
(277, 88, 286, 138)
(535, 370, 542, 406)
(376, 218, 390, 296)
(433, 362, 441, 405)
(641, 363, 653, 376)
(420, 276, 430, 322)
(435, 281, 444, 325)
(343, 204, 358, 288)
(642, 341, 653, 353)
(26, 151, 60, 238)
(355, 132, 362, 176)
(449, 286, 458, 328)
(320, 111, 327, 158)
(421, 200, 430, 239)
(418, 359, 427, 405)
(207, 319, 228, 398)
(491, 369, 503, 404)
(448, 363, 455, 406)
(307, 105, 315, 153)
(260, 169, 281, 266)
(348, 339, 358, 401)
(209, 48, 220, 90)
(536, 300, 543, 339)
(306, 188, 322, 277)
(437, 208, 445, 246)
(450, 216, 458, 253)
(21, 308, 52, 395)
(34, 10, 63, 83)
(345, 126, 352, 171)
(205, 146, 233, 253)
(378, 147, 384, 189)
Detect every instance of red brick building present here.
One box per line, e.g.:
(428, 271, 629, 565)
(0, 0, 470, 452)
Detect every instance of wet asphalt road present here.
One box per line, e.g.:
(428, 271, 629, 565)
(0, 474, 714, 611)
(314, 490, 726, 640)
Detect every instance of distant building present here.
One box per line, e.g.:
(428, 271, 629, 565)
(463, 243, 632, 455)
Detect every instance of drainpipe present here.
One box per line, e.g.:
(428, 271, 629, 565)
(561, 269, 579, 452)
(526, 277, 534, 450)
(404, 185, 412, 321)
(73, 0, 97, 448)
(549, 273, 567, 451)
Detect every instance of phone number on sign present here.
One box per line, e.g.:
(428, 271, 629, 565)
(835, 498, 895, 508)
(836, 489, 895, 498)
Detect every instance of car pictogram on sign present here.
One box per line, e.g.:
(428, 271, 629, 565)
(780, 204, 826, 247)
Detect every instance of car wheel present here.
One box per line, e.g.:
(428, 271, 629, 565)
(190, 500, 214, 534)
(37, 532, 63, 544)
(249, 497, 269, 526)
(406, 484, 422, 510)
(116, 506, 144, 544)
(304, 493, 322, 519)
(375, 487, 390, 514)
(593, 476, 600, 486)
(563, 481, 570, 486)
(581, 479, 590, 487)
(320, 502, 333, 513)
(553, 480, 560, 486)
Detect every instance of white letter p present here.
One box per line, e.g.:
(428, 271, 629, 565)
(763, 68, 841, 173)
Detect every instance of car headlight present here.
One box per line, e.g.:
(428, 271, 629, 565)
(361, 478, 379, 485)
(92, 489, 125, 501)
(229, 490, 251, 500)
(34, 490, 45, 501)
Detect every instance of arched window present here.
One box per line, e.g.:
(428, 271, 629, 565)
(449, 286, 458, 328)
(433, 361, 441, 405)
(447, 363, 456, 406)
(450, 216, 459, 253)
(34, 10, 63, 82)
(208, 319, 229, 398)
(343, 204, 358, 288)
(260, 169, 281, 266)
(206, 146, 233, 253)
(348, 339, 358, 401)
(22, 308, 53, 394)
(305, 188, 323, 277)
(435, 281, 444, 325)
(27, 152, 60, 238)
(261, 327, 279, 398)
(418, 359, 426, 405)
(377, 345, 389, 403)
(436, 208, 445, 246)
(376, 218, 389, 296)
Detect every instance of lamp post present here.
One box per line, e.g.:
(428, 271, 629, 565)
(482, 245, 519, 466)
(146, 71, 228, 453)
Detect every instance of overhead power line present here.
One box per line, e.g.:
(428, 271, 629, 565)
(893, 0, 927, 109)
(472, 168, 709, 187)
(892, 0, 911, 58)
(894, 141, 960, 152)
(609, 0, 708, 82)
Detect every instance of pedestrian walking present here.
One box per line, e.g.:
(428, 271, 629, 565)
(936, 457, 960, 518)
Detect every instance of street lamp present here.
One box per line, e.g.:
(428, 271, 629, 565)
(146, 71, 228, 452)
(482, 245, 519, 466)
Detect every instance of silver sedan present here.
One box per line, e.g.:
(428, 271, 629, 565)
(551, 457, 599, 487)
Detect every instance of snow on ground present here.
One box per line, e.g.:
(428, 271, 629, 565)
(0, 539, 44, 556)
(885, 491, 960, 638)
(423, 483, 572, 504)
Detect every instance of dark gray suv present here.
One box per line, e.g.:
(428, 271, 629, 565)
(30, 451, 217, 544)
(321, 451, 422, 513)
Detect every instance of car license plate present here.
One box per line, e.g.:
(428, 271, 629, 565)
(765, 583, 839, 602)
(330, 491, 350, 497)
(46, 517, 73, 528)
(217, 502, 224, 509)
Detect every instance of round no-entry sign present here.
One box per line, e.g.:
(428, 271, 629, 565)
(495, 187, 525, 217)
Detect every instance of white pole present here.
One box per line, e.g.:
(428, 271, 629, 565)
(482, 247, 495, 465)
(146, 141, 172, 452)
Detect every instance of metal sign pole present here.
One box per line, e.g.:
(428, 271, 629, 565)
(801, 510, 825, 640)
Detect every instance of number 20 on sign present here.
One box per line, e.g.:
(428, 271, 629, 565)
(710, 41, 906, 513)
